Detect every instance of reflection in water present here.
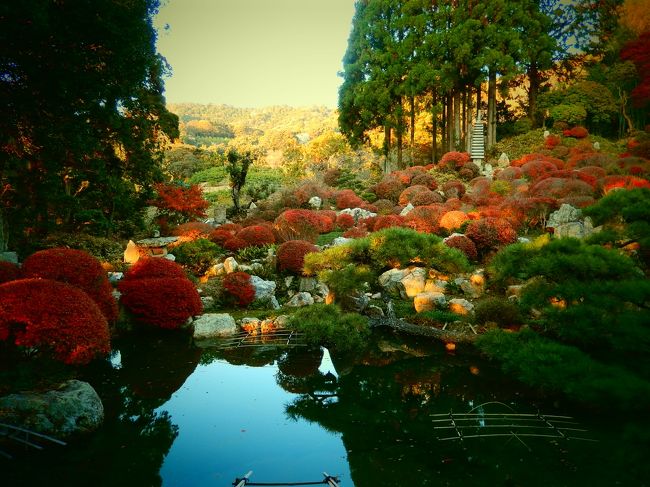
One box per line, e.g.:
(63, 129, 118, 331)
(4, 329, 650, 486)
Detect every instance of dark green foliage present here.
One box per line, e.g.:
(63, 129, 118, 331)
(0, 0, 179, 247)
(226, 149, 255, 214)
(287, 304, 370, 352)
(316, 231, 344, 246)
(489, 236, 640, 288)
(171, 239, 223, 276)
(473, 297, 520, 327)
(236, 243, 275, 263)
(477, 329, 650, 410)
(36, 232, 124, 263)
(367, 227, 470, 273)
(189, 166, 228, 186)
(413, 309, 460, 325)
(319, 264, 376, 303)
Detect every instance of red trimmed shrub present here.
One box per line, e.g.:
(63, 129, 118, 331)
(373, 215, 405, 231)
(439, 210, 469, 231)
(563, 126, 589, 138)
(442, 180, 466, 199)
(521, 160, 558, 181)
(545, 134, 562, 149)
(336, 213, 355, 230)
(465, 217, 517, 254)
(361, 203, 378, 213)
(438, 151, 470, 170)
(317, 210, 338, 233)
(123, 257, 187, 281)
(444, 235, 477, 261)
(398, 185, 432, 205)
(411, 190, 444, 206)
(277, 240, 319, 274)
(223, 237, 248, 252)
(371, 178, 405, 202)
(236, 225, 276, 247)
(274, 209, 325, 242)
(218, 223, 243, 234)
(0, 261, 21, 284)
(511, 153, 548, 168)
(391, 170, 415, 185)
(323, 168, 342, 187)
(444, 198, 463, 211)
(529, 177, 595, 199)
(342, 225, 369, 238)
(209, 228, 234, 247)
(22, 248, 118, 323)
(600, 175, 650, 194)
(404, 205, 445, 233)
(171, 222, 214, 241)
(335, 189, 364, 210)
(577, 166, 607, 180)
(496, 166, 524, 181)
(222, 272, 256, 307)
(410, 172, 438, 190)
(0, 278, 110, 364)
(358, 216, 377, 231)
(118, 277, 202, 329)
(558, 196, 596, 208)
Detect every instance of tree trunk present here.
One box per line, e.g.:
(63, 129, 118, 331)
(409, 95, 415, 166)
(441, 96, 447, 152)
(462, 88, 467, 148)
(446, 93, 453, 152)
(487, 70, 497, 148)
(431, 91, 438, 163)
(383, 125, 391, 173)
(453, 89, 461, 150)
(527, 62, 540, 127)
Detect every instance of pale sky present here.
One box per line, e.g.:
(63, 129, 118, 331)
(154, 0, 355, 108)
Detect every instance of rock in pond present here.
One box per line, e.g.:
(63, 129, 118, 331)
(192, 313, 237, 339)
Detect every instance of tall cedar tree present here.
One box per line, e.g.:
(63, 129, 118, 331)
(0, 0, 179, 247)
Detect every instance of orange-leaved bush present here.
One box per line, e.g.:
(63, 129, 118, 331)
(276, 240, 319, 274)
(404, 205, 445, 233)
(171, 221, 214, 241)
(563, 126, 589, 138)
(209, 228, 235, 247)
(398, 185, 434, 205)
(149, 182, 209, 223)
(439, 210, 469, 231)
(336, 213, 355, 230)
(122, 257, 187, 281)
(371, 177, 405, 202)
(223, 237, 248, 252)
(0, 278, 110, 365)
(118, 277, 202, 329)
(22, 248, 118, 323)
(439, 151, 470, 170)
(373, 215, 405, 231)
(335, 189, 364, 210)
(223, 271, 256, 307)
(0, 261, 21, 284)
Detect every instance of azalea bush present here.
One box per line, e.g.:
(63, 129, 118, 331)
(0, 261, 21, 284)
(122, 257, 188, 281)
(464, 217, 518, 256)
(22, 247, 118, 323)
(118, 277, 202, 329)
(222, 271, 256, 307)
(444, 235, 478, 261)
(276, 240, 319, 274)
(236, 224, 276, 247)
(274, 209, 325, 243)
(0, 278, 110, 365)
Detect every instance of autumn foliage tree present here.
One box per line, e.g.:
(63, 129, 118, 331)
(149, 182, 209, 227)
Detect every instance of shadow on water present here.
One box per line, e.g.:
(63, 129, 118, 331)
(3, 328, 650, 486)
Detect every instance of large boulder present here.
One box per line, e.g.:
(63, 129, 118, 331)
(338, 207, 377, 222)
(378, 268, 407, 298)
(0, 380, 103, 438)
(413, 292, 447, 313)
(546, 204, 582, 228)
(285, 292, 315, 307)
(250, 275, 276, 301)
(192, 313, 237, 339)
(400, 267, 427, 298)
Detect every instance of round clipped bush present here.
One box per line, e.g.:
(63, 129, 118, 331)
(277, 240, 319, 274)
(123, 257, 187, 281)
(223, 237, 248, 252)
(438, 151, 470, 170)
(439, 210, 469, 231)
(209, 228, 234, 247)
(563, 126, 589, 138)
(0, 261, 21, 284)
(317, 210, 338, 233)
(442, 180, 466, 199)
(371, 178, 405, 202)
(444, 235, 478, 261)
(22, 247, 118, 323)
(0, 278, 110, 364)
(336, 213, 355, 230)
(404, 204, 446, 233)
(222, 271, 256, 307)
(274, 209, 325, 243)
(465, 217, 518, 254)
(373, 215, 405, 231)
(335, 189, 364, 210)
(398, 185, 432, 206)
(236, 224, 276, 247)
(410, 190, 444, 206)
(118, 277, 202, 329)
(410, 172, 438, 190)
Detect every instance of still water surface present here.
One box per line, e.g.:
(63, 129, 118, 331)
(4, 329, 649, 486)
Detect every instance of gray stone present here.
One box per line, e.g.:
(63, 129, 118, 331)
(554, 221, 590, 239)
(192, 313, 237, 339)
(378, 268, 407, 297)
(308, 196, 322, 209)
(331, 237, 352, 246)
(547, 204, 582, 228)
(107, 272, 123, 283)
(0, 380, 103, 438)
(593, 141, 600, 151)
(338, 207, 377, 222)
(274, 315, 290, 328)
(285, 292, 315, 307)
(163, 254, 176, 261)
(201, 296, 215, 309)
(413, 292, 447, 313)
(136, 236, 178, 247)
(498, 153, 510, 167)
(299, 277, 318, 292)
(449, 298, 474, 315)
(250, 275, 276, 301)
(399, 203, 415, 216)
(270, 296, 281, 309)
(424, 279, 446, 294)
(400, 267, 427, 298)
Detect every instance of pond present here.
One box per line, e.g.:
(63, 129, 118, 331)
(4, 329, 650, 487)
